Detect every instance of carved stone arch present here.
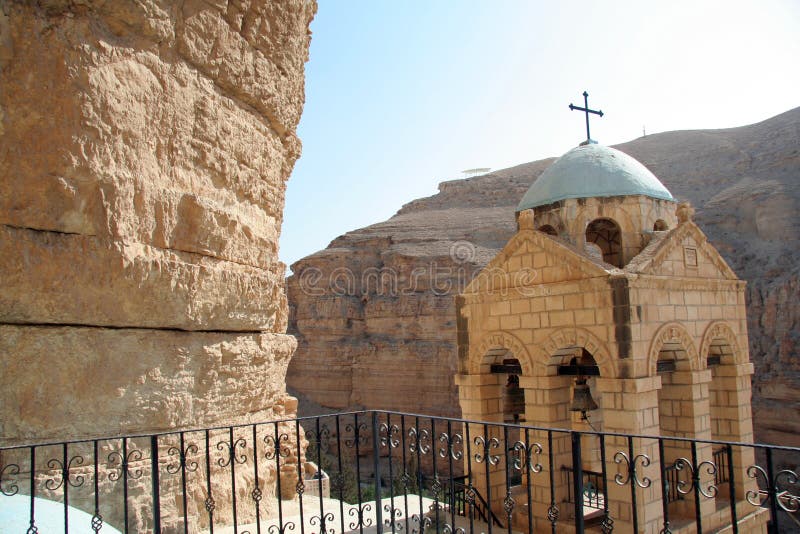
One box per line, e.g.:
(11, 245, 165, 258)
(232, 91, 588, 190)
(644, 200, 676, 233)
(469, 331, 537, 376)
(541, 327, 616, 378)
(578, 202, 637, 237)
(700, 321, 744, 365)
(648, 322, 701, 375)
(534, 210, 565, 236)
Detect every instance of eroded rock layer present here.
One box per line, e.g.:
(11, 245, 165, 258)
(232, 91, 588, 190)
(0, 0, 315, 434)
(288, 108, 800, 450)
(1, 1, 315, 529)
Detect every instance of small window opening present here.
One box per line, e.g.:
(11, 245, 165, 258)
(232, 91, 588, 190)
(538, 224, 558, 236)
(585, 218, 623, 267)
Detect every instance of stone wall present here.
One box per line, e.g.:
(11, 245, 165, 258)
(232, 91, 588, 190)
(0, 0, 315, 530)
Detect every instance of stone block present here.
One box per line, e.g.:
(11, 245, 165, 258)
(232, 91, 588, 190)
(574, 309, 595, 325)
(500, 314, 521, 330)
(0, 226, 286, 332)
(520, 313, 541, 329)
(0, 325, 297, 446)
(549, 310, 574, 327)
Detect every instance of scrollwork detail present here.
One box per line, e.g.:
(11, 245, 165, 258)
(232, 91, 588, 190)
(613, 451, 651, 488)
(746, 465, 768, 506)
(383, 504, 404, 531)
(166, 443, 199, 475)
(512, 441, 543, 473)
(107, 448, 144, 482)
(348, 503, 373, 529)
(410, 514, 432, 534)
(267, 522, 296, 534)
(264, 433, 291, 460)
(380, 423, 401, 449)
(775, 469, 800, 512)
(344, 423, 369, 449)
(437, 432, 463, 460)
(408, 428, 431, 455)
(473, 436, 500, 465)
(0, 463, 20, 496)
(217, 437, 247, 468)
(310, 512, 335, 534)
(671, 458, 717, 498)
(306, 425, 331, 455)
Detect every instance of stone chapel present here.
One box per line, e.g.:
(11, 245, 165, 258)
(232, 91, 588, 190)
(455, 140, 762, 532)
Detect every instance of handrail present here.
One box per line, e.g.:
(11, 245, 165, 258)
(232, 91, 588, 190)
(3, 408, 798, 452)
(450, 476, 504, 528)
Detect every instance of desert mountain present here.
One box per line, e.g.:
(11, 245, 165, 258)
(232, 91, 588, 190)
(287, 107, 800, 449)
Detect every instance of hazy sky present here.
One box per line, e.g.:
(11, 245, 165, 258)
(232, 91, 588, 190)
(280, 0, 800, 270)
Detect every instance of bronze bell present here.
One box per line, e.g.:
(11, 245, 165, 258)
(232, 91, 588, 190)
(570, 378, 598, 415)
(504, 375, 526, 416)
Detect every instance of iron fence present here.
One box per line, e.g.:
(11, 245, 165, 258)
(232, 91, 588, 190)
(1, 410, 798, 533)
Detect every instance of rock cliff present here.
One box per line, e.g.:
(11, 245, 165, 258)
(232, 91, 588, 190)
(287, 108, 800, 450)
(1, 0, 315, 440)
(1, 1, 315, 530)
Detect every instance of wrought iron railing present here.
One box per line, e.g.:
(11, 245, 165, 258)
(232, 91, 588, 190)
(450, 476, 504, 528)
(714, 446, 731, 486)
(664, 462, 684, 503)
(1, 410, 799, 534)
(562, 466, 605, 510)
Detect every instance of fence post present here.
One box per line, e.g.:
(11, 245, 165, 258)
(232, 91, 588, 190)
(151, 435, 161, 533)
(571, 431, 584, 533)
(372, 412, 383, 533)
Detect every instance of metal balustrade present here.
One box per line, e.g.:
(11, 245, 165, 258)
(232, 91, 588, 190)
(1, 410, 798, 533)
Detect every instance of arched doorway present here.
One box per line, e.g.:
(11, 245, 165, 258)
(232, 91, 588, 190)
(701, 323, 757, 503)
(585, 218, 623, 267)
(535, 345, 607, 524)
(458, 346, 530, 523)
(654, 333, 716, 521)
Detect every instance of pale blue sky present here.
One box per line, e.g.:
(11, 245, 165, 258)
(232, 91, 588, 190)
(280, 0, 800, 270)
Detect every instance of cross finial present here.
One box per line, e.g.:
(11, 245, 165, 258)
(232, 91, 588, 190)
(569, 91, 604, 144)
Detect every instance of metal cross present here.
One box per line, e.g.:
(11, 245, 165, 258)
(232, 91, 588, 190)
(569, 91, 604, 143)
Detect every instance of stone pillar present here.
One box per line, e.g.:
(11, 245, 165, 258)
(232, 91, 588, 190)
(456, 373, 507, 521)
(596, 376, 663, 534)
(519, 375, 572, 530)
(658, 369, 716, 521)
(709, 362, 759, 503)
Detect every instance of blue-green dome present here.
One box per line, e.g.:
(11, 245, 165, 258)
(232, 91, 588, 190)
(517, 143, 674, 211)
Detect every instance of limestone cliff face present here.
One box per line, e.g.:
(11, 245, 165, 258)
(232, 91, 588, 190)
(287, 108, 800, 449)
(0, 0, 316, 440)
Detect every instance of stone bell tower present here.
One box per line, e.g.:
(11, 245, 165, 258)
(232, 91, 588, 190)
(455, 133, 762, 531)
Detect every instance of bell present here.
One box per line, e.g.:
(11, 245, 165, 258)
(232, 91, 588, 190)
(570, 378, 598, 414)
(504, 375, 526, 416)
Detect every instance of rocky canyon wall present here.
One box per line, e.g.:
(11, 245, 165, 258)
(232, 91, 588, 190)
(287, 108, 800, 455)
(0, 0, 315, 529)
(0, 0, 315, 442)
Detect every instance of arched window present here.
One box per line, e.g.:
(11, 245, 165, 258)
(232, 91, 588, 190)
(538, 224, 558, 236)
(585, 218, 623, 267)
(653, 219, 668, 231)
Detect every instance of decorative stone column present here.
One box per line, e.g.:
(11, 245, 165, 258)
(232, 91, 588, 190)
(519, 375, 572, 530)
(455, 373, 507, 521)
(709, 362, 759, 503)
(658, 369, 716, 522)
(596, 376, 663, 534)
